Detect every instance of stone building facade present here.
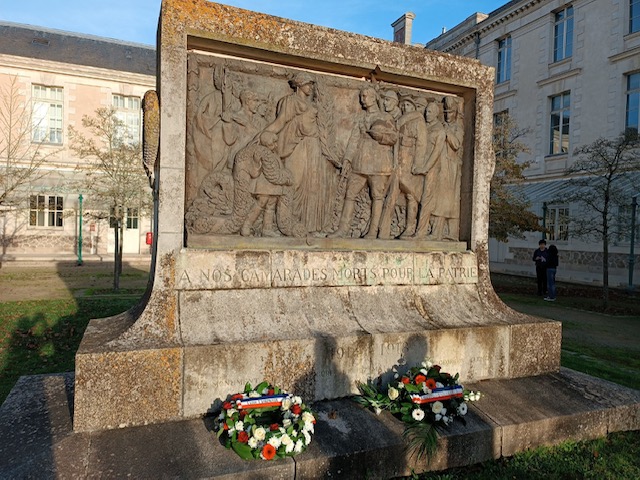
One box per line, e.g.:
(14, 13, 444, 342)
(0, 22, 155, 258)
(426, 0, 640, 287)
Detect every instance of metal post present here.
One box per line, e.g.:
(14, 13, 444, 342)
(542, 202, 548, 240)
(77, 194, 84, 266)
(628, 196, 637, 292)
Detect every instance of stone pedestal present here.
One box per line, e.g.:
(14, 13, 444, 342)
(74, 0, 561, 432)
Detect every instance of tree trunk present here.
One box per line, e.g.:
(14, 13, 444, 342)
(602, 217, 609, 309)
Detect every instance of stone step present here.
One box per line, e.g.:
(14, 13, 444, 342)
(1, 369, 638, 478)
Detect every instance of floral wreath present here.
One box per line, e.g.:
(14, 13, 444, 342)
(355, 360, 481, 460)
(214, 381, 316, 460)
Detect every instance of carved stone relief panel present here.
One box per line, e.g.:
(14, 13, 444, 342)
(185, 52, 465, 243)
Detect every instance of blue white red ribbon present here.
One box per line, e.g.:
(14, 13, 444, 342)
(236, 394, 290, 410)
(410, 385, 464, 404)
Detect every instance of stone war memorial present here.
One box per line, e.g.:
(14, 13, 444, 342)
(2, 0, 639, 478)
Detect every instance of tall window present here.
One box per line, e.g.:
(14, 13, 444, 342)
(631, 0, 640, 34)
(553, 6, 574, 62)
(126, 207, 139, 229)
(549, 92, 570, 155)
(29, 194, 64, 227)
(546, 206, 569, 241)
(32, 85, 63, 144)
(626, 72, 640, 134)
(497, 36, 512, 83)
(112, 94, 141, 145)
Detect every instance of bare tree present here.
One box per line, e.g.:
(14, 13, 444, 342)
(565, 130, 640, 306)
(69, 107, 151, 290)
(490, 113, 542, 241)
(0, 76, 53, 257)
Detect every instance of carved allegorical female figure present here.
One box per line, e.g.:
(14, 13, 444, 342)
(264, 72, 335, 234)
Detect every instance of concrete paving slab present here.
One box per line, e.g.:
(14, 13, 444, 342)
(1, 370, 638, 479)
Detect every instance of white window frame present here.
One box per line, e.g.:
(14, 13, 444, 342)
(546, 205, 570, 242)
(496, 36, 512, 84)
(549, 92, 571, 155)
(112, 94, 141, 145)
(553, 6, 574, 62)
(29, 194, 64, 228)
(32, 85, 63, 144)
(626, 72, 640, 133)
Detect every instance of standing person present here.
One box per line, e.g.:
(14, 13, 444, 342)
(545, 245, 559, 301)
(532, 239, 549, 296)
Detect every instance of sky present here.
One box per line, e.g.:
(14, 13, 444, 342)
(1, 0, 506, 47)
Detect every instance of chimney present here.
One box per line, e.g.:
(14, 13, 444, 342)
(391, 12, 416, 45)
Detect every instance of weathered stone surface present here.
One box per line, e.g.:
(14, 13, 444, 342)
(74, 344, 183, 432)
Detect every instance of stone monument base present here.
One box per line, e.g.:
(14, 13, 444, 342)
(2, 369, 639, 478)
(73, 248, 561, 432)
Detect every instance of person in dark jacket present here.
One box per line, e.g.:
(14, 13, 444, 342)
(532, 239, 549, 296)
(544, 245, 559, 301)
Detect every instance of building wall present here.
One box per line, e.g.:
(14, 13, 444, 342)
(427, 0, 640, 287)
(0, 24, 155, 258)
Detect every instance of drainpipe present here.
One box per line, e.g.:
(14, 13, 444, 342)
(542, 202, 548, 240)
(474, 31, 481, 59)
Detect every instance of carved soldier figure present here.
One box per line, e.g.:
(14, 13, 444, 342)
(224, 90, 266, 170)
(330, 86, 397, 238)
(381, 90, 402, 121)
(412, 100, 447, 239)
(395, 95, 428, 238)
(440, 96, 464, 240)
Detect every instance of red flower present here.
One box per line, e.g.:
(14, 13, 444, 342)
(222, 401, 233, 410)
(231, 394, 243, 401)
(270, 423, 280, 431)
(414, 374, 427, 385)
(223, 422, 229, 431)
(291, 404, 302, 415)
(267, 388, 275, 395)
(401, 377, 410, 384)
(237, 431, 249, 443)
(239, 410, 247, 419)
(425, 378, 437, 390)
(262, 444, 276, 460)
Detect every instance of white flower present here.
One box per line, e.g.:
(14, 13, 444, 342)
(283, 418, 292, 428)
(423, 360, 433, 368)
(388, 387, 399, 401)
(285, 442, 295, 453)
(442, 415, 450, 424)
(394, 373, 399, 379)
(303, 421, 314, 433)
(435, 413, 442, 422)
(283, 410, 292, 420)
(281, 398, 292, 411)
(397, 382, 404, 390)
(281, 434, 293, 446)
(235, 421, 244, 431)
(374, 407, 382, 415)
(253, 427, 266, 441)
(294, 439, 304, 453)
(411, 408, 425, 421)
(422, 384, 432, 394)
(463, 393, 470, 401)
(458, 403, 468, 415)
(420, 369, 428, 375)
(302, 411, 315, 424)
(248, 437, 258, 448)
(228, 427, 236, 434)
(291, 429, 298, 438)
(268, 436, 282, 449)
(248, 390, 260, 398)
(431, 401, 444, 414)
(435, 382, 444, 389)
(303, 430, 312, 445)
(440, 407, 447, 416)
(293, 396, 303, 405)
(226, 408, 237, 417)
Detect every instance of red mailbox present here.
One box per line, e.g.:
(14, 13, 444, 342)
(145, 232, 153, 245)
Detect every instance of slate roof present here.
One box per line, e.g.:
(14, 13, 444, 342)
(0, 21, 156, 76)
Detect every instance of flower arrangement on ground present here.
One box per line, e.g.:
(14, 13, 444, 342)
(355, 360, 481, 460)
(214, 381, 316, 460)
